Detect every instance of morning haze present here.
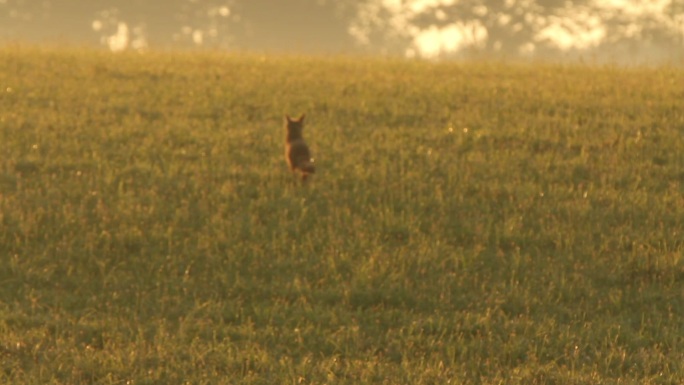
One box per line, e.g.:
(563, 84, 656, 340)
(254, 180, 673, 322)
(1, 0, 683, 63)
(2, 1, 684, 384)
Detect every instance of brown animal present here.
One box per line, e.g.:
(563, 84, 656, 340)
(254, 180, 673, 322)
(284, 114, 315, 181)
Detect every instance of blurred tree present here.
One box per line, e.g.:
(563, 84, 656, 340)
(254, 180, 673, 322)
(345, 0, 684, 59)
(227, 0, 354, 52)
(0, 0, 356, 51)
(1, 0, 682, 60)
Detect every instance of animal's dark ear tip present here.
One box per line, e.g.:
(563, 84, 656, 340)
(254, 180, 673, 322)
(285, 114, 305, 123)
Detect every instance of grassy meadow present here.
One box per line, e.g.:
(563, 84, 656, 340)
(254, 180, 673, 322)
(0, 46, 683, 384)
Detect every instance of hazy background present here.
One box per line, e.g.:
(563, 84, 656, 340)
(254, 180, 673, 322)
(1, 0, 683, 63)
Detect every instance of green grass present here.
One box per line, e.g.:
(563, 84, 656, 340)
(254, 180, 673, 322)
(1, 46, 683, 384)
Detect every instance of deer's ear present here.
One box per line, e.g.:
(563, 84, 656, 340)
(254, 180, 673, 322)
(285, 115, 292, 122)
(298, 113, 306, 122)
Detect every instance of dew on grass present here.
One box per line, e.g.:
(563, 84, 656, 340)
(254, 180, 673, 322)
(31, 144, 38, 150)
(6, 87, 12, 93)
(463, 127, 469, 133)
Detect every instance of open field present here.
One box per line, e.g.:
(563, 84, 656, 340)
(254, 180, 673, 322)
(1, 47, 683, 384)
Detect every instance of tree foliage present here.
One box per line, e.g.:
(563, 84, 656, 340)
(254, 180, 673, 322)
(1, 0, 682, 59)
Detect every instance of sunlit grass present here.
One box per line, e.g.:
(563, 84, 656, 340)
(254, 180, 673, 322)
(1, 46, 683, 384)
